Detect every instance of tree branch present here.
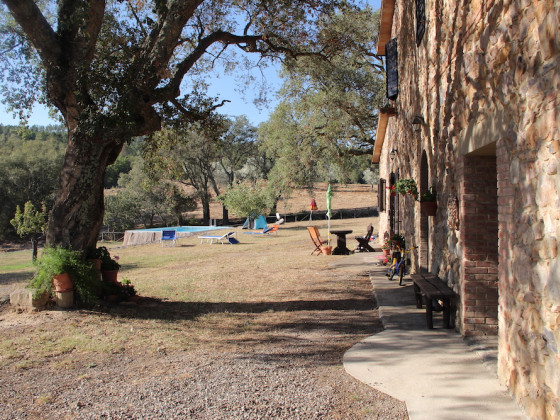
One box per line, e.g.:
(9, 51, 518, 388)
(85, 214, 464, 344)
(2, 0, 60, 68)
(143, 0, 204, 80)
(126, 0, 149, 38)
(56, 0, 105, 66)
(155, 30, 264, 102)
(170, 98, 230, 121)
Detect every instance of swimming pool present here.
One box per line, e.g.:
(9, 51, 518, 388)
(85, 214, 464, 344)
(133, 226, 229, 233)
(123, 225, 230, 246)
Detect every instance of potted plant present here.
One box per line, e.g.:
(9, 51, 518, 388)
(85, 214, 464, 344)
(382, 241, 391, 256)
(395, 179, 418, 198)
(99, 246, 121, 283)
(29, 246, 101, 307)
(386, 184, 397, 197)
(101, 277, 138, 303)
(419, 185, 437, 216)
(85, 247, 103, 271)
(389, 233, 405, 249)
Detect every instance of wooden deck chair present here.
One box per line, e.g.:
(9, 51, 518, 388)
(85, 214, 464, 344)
(161, 229, 177, 247)
(307, 226, 327, 255)
(354, 224, 375, 252)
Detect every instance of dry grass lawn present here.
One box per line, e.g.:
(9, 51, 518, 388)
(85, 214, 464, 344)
(0, 195, 407, 418)
(1, 217, 382, 366)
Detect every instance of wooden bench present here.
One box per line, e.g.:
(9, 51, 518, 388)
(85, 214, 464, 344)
(410, 273, 456, 329)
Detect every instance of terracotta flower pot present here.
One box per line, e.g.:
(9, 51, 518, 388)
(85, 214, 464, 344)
(102, 270, 119, 283)
(52, 273, 74, 292)
(383, 249, 391, 257)
(321, 245, 332, 255)
(421, 201, 437, 216)
(90, 258, 102, 271)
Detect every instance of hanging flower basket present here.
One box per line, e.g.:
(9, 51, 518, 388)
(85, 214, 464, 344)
(395, 179, 418, 198)
(421, 201, 437, 216)
(419, 185, 437, 216)
(379, 104, 397, 116)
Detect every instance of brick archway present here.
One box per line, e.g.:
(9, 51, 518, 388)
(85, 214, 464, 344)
(457, 149, 499, 335)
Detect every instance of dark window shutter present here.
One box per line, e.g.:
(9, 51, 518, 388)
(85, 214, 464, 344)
(416, 0, 426, 46)
(386, 38, 398, 100)
(378, 178, 386, 212)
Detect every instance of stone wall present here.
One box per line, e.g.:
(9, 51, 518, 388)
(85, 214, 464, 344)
(377, 0, 560, 417)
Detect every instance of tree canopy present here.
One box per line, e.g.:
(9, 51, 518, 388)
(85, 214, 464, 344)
(273, 6, 384, 157)
(0, 0, 371, 251)
(258, 5, 383, 195)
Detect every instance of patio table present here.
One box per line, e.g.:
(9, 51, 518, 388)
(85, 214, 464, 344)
(330, 229, 353, 255)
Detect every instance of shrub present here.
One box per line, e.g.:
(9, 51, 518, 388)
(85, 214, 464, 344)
(30, 247, 102, 304)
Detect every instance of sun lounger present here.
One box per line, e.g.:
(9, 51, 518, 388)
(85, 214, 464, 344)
(198, 231, 239, 244)
(242, 225, 279, 235)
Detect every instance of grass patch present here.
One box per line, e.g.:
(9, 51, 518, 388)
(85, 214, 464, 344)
(0, 217, 379, 370)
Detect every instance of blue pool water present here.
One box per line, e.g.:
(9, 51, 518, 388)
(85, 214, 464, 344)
(133, 226, 229, 233)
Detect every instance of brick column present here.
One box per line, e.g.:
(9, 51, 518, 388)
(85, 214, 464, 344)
(459, 155, 499, 336)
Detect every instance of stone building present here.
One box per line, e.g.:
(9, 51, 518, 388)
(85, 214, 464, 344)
(373, 0, 559, 418)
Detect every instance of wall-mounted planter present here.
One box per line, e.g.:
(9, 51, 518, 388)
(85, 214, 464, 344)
(421, 201, 437, 216)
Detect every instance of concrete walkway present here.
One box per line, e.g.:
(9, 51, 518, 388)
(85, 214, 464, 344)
(329, 252, 527, 420)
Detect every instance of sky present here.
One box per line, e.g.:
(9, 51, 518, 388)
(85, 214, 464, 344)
(0, 0, 381, 128)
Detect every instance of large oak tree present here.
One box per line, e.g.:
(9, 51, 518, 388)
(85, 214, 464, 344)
(1, 0, 357, 251)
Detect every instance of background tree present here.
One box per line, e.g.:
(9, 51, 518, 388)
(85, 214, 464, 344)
(219, 181, 274, 226)
(258, 101, 323, 198)
(1, 0, 361, 252)
(10, 201, 47, 261)
(145, 119, 224, 226)
(103, 193, 141, 233)
(258, 6, 384, 195)
(214, 115, 256, 223)
(104, 158, 196, 230)
(276, 6, 384, 157)
(0, 125, 65, 239)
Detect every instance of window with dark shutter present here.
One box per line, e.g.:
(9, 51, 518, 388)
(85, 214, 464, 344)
(385, 38, 398, 100)
(416, 0, 426, 46)
(378, 178, 386, 212)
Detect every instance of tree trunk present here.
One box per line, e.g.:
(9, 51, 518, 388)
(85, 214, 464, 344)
(201, 194, 211, 226)
(222, 206, 229, 225)
(31, 237, 38, 261)
(46, 131, 123, 252)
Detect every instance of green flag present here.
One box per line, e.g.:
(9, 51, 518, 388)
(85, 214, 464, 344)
(326, 184, 333, 219)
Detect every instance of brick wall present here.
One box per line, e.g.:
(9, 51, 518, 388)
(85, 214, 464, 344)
(458, 155, 499, 335)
